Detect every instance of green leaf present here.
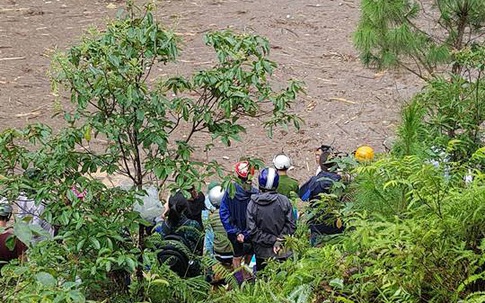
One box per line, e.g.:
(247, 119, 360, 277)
(125, 257, 136, 273)
(69, 291, 86, 303)
(329, 278, 344, 290)
(5, 234, 15, 251)
(36, 272, 57, 288)
(76, 239, 86, 252)
(13, 221, 33, 246)
(90, 238, 101, 250)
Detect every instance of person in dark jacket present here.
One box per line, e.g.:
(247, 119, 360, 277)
(186, 187, 206, 229)
(299, 151, 343, 245)
(0, 200, 27, 272)
(247, 167, 296, 272)
(220, 161, 258, 279)
(155, 192, 204, 257)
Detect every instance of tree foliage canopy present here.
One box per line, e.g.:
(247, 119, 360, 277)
(0, 3, 303, 301)
(354, 0, 485, 79)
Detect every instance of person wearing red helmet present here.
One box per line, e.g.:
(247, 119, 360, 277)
(219, 161, 259, 281)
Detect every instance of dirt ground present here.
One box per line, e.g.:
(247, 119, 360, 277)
(0, 0, 424, 183)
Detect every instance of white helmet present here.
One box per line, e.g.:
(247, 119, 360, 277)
(273, 154, 291, 170)
(208, 186, 225, 208)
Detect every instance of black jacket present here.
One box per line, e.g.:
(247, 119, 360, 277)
(247, 192, 296, 259)
(299, 171, 344, 235)
(299, 171, 341, 201)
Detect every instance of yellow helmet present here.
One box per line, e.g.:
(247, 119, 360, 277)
(355, 146, 374, 162)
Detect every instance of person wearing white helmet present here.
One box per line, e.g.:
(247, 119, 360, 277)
(207, 185, 234, 284)
(0, 200, 28, 271)
(273, 154, 299, 198)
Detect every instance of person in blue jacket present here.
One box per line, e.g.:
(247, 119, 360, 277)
(219, 161, 258, 280)
(299, 151, 343, 245)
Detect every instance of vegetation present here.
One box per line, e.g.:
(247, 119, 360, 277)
(355, 0, 485, 161)
(354, 0, 485, 79)
(1, 1, 485, 302)
(0, 2, 302, 302)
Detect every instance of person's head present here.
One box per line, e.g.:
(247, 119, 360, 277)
(188, 186, 199, 200)
(273, 154, 292, 173)
(0, 201, 13, 223)
(166, 192, 189, 225)
(314, 145, 332, 165)
(208, 185, 224, 209)
(258, 167, 279, 192)
(318, 151, 333, 172)
(355, 145, 374, 162)
(234, 161, 253, 181)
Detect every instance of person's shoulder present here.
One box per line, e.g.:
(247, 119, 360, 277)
(0, 228, 13, 238)
(276, 192, 291, 201)
(329, 172, 342, 180)
(318, 170, 340, 179)
(185, 218, 202, 230)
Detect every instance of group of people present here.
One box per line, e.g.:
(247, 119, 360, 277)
(154, 145, 375, 282)
(0, 144, 375, 283)
(0, 168, 88, 273)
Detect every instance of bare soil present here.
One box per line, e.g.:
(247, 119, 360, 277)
(0, 0, 424, 183)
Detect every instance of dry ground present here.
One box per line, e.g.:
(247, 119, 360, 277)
(0, 0, 424, 183)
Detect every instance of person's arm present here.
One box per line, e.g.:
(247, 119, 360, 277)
(292, 180, 300, 197)
(196, 192, 207, 210)
(247, 202, 277, 246)
(219, 192, 240, 235)
(299, 177, 315, 201)
(17, 239, 28, 262)
(281, 198, 297, 236)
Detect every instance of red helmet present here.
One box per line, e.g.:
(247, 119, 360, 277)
(235, 161, 254, 179)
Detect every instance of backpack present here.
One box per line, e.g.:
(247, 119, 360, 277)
(157, 231, 201, 278)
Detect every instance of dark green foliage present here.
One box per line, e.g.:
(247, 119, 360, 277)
(215, 153, 485, 302)
(0, 2, 303, 302)
(396, 44, 485, 162)
(392, 100, 427, 157)
(354, 0, 485, 78)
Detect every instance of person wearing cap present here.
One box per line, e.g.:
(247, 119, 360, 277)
(273, 154, 299, 198)
(247, 167, 296, 272)
(219, 161, 258, 280)
(299, 151, 343, 245)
